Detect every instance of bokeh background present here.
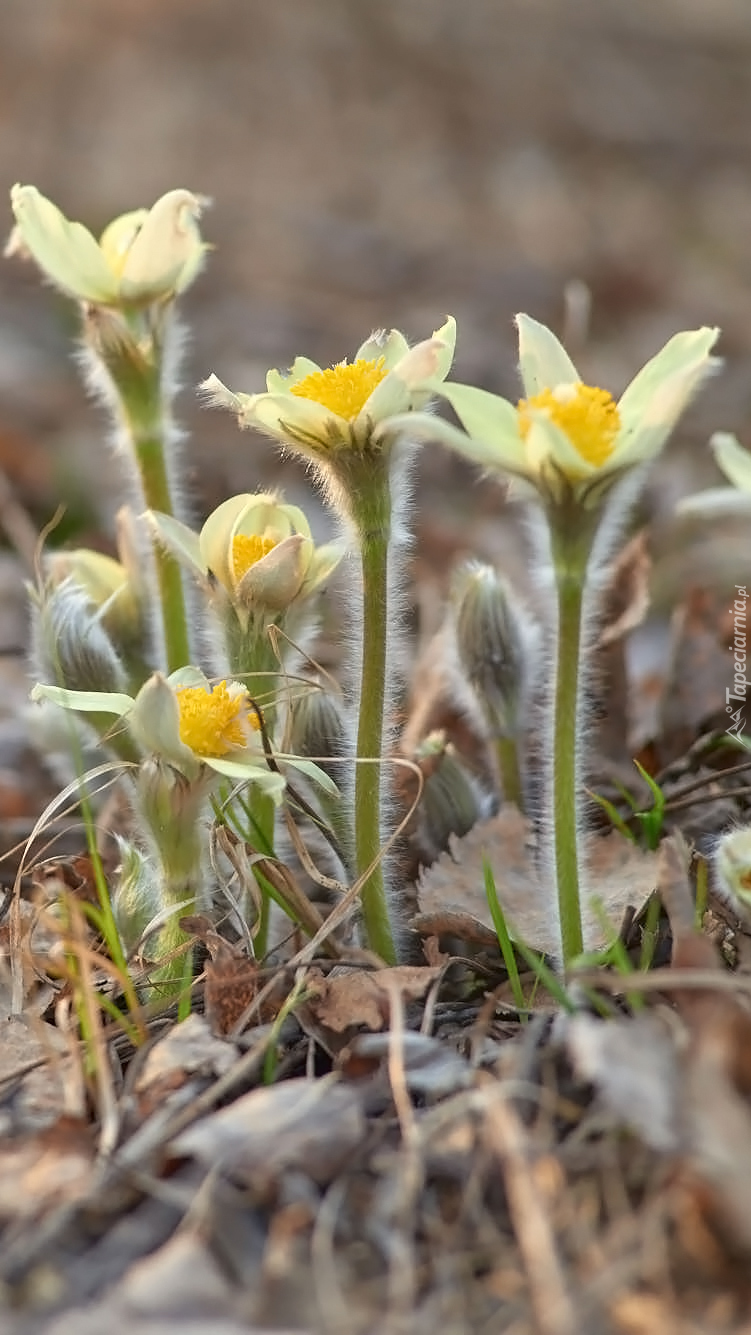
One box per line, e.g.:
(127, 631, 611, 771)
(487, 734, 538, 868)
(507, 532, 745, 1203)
(1, 0, 750, 628)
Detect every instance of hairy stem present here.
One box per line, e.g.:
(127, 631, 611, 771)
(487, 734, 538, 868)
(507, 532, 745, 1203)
(551, 568, 585, 963)
(353, 517, 397, 964)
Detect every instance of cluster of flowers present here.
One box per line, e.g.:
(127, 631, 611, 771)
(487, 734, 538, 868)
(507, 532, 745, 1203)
(9, 182, 748, 987)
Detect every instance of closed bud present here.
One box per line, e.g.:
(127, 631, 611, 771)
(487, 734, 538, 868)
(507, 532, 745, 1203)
(31, 578, 127, 697)
(287, 680, 349, 783)
(112, 836, 162, 956)
(452, 562, 536, 738)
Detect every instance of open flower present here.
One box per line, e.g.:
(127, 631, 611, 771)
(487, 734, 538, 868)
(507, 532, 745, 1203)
(201, 318, 456, 464)
(32, 668, 279, 786)
(400, 315, 720, 508)
(7, 185, 208, 306)
(31, 667, 337, 796)
(148, 492, 341, 616)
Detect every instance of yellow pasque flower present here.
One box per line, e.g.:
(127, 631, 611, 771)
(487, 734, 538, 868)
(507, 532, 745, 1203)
(31, 668, 278, 788)
(6, 185, 208, 305)
(31, 667, 338, 798)
(200, 318, 456, 462)
(398, 314, 720, 507)
(148, 492, 342, 615)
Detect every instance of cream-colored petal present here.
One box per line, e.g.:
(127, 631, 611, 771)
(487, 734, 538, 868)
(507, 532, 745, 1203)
(381, 408, 528, 473)
(677, 486, 751, 519)
(9, 184, 119, 303)
(98, 209, 149, 270)
(235, 534, 310, 610)
(610, 340, 721, 475)
(205, 757, 286, 797)
(235, 497, 309, 542)
(147, 510, 206, 578)
(30, 682, 135, 716)
(516, 313, 580, 396)
(199, 374, 245, 413)
(118, 189, 207, 301)
(130, 673, 199, 774)
(239, 391, 349, 447)
(356, 328, 410, 368)
(712, 432, 751, 493)
(356, 368, 411, 425)
(435, 381, 521, 445)
(523, 412, 598, 482)
(301, 541, 344, 596)
(199, 494, 258, 589)
(430, 315, 457, 382)
(616, 328, 720, 442)
(267, 356, 322, 391)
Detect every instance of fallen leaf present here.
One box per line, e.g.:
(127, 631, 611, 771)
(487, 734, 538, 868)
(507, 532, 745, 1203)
(171, 1076, 365, 1186)
(415, 804, 658, 958)
(304, 964, 442, 1034)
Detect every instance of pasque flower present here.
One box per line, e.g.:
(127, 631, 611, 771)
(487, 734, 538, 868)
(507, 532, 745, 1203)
(204, 319, 456, 966)
(7, 185, 208, 306)
(401, 315, 720, 508)
(149, 492, 341, 618)
(398, 313, 720, 967)
(201, 317, 456, 470)
(32, 668, 283, 789)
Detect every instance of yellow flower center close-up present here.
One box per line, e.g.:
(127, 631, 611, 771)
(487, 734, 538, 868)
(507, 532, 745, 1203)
(230, 533, 278, 582)
(290, 356, 388, 420)
(175, 680, 256, 757)
(517, 382, 620, 468)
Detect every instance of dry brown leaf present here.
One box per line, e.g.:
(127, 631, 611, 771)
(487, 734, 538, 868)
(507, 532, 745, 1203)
(304, 963, 442, 1034)
(416, 804, 658, 958)
(171, 1076, 365, 1186)
(0, 1115, 93, 1223)
(133, 1013, 238, 1118)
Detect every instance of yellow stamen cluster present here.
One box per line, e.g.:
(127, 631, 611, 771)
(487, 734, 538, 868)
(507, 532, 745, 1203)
(230, 533, 277, 581)
(290, 356, 388, 420)
(518, 382, 620, 468)
(175, 680, 256, 757)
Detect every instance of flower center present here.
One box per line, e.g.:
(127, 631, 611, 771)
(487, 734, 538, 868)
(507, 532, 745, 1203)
(517, 382, 620, 468)
(230, 533, 277, 582)
(290, 356, 387, 420)
(175, 680, 256, 757)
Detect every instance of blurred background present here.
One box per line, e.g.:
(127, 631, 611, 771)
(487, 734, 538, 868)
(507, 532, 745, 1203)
(1, 0, 750, 635)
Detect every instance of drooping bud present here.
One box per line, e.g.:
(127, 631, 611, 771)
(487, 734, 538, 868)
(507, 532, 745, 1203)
(413, 730, 490, 862)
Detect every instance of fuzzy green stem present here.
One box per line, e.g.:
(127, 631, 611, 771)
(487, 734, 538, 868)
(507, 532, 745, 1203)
(496, 735, 524, 811)
(353, 520, 397, 964)
(99, 333, 191, 675)
(552, 568, 585, 963)
(137, 765, 206, 1005)
(130, 429, 190, 673)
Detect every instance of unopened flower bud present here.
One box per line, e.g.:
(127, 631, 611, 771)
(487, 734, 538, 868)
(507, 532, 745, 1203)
(452, 563, 536, 738)
(288, 680, 349, 783)
(414, 730, 490, 858)
(112, 836, 162, 956)
(31, 579, 127, 697)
